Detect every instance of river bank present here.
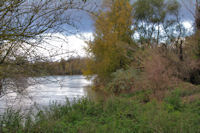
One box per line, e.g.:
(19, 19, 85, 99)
(1, 89, 200, 133)
(0, 75, 200, 133)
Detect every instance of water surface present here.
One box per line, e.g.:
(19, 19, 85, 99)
(0, 75, 92, 114)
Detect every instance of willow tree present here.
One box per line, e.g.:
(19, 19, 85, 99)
(85, 0, 136, 81)
(133, 0, 182, 46)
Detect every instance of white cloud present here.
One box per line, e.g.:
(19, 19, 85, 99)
(27, 21, 193, 62)
(34, 32, 93, 61)
(182, 21, 193, 29)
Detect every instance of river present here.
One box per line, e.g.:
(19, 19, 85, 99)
(0, 75, 93, 114)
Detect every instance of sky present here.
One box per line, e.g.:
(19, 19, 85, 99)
(41, 0, 196, 61)
(36, 32, 93, 61)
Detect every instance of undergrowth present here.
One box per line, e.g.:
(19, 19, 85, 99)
(1, 91, 200, 133)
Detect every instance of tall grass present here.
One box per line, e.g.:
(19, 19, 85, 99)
(0, 93, 200, 133)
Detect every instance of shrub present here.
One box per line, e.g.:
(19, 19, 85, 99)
(107, 68, 139, 94)
(138, 46, 200, 99)
(164, 89, 182, 111)
(142, 49, 178, 93)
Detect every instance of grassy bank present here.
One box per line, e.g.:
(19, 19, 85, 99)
(1, 88, 200, 133)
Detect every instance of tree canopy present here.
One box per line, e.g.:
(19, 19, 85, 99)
(133, 0, 184, 46)
(85, 0, 136, 81)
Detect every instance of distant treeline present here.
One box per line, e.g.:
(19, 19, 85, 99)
(0, 57, 88, 78)
(30, 57, 88, 76)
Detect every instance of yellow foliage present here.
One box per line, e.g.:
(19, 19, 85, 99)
(85, 0, 136, 81)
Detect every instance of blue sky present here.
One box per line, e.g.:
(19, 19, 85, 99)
(75, 0, 196, 33)
(42, 0, 196, 61)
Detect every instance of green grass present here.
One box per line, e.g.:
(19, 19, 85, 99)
(1, 92, 200, 133)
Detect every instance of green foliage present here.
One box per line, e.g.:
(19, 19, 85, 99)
(0, 109, 24, 133)
(0, 57, 88, 78)
(107, 68, 139, 93)
(1, 0, 200, 132)
(164, 89, 182, 111)
(133, 0, 183, 45)
(134, 0, 179, 22)
(1, 96, 200, 133)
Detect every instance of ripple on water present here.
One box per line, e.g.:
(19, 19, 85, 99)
(0, 75, 93, 114)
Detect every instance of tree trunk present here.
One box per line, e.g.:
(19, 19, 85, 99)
(0, 79, 2, 95)
(196, 0, 200, 30)
(179, 40, 184, 61)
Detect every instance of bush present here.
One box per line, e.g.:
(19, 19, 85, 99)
(164, 89, 182, 111)
(107, 68, 139, 94)
(141, 49, 178, 94)
(137, 46, 200, 99)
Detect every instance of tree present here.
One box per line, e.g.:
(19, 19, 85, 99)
(0, 0, 95, 97)
(85, 0, 136, 81)
(133, 0, 184, 46)
(0, 0, 95, 64)
(195, 0, 200, 30)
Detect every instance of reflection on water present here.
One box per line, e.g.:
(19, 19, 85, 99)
(0, 75, 93, 114)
